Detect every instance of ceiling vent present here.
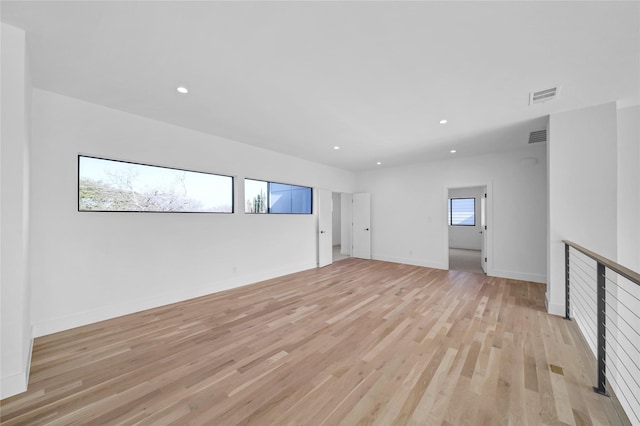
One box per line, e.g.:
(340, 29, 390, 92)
(529, 129, 547, 144)
(529, 87, 560, 105)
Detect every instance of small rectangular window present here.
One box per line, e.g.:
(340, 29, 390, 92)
(244, 179, 268, 213)
(78, 156, 233, 213)
(449, 198, 475, 226)
(245, 179, 312, 214)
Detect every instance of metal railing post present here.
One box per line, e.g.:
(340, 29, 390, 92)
(594, 262, 609, 396)
(565, 243, 571, 320)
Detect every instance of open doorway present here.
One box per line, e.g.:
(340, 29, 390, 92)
(447, 186, 486, 274)
(318, 191, 355, 267)
(332, 192, 351, 262)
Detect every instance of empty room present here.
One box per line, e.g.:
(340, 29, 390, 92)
(1, 1, 639, 425)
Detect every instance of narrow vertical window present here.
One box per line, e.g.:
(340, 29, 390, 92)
(245, 179, 268, 213)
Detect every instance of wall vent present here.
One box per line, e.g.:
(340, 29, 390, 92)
(529, 87, 559, 105)
(529, 129, 547, 144)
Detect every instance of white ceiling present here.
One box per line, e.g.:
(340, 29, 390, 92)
(2, 1, 639, 171)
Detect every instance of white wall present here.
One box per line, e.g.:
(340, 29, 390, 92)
(29, 89, 355, 337)
(355, 142, 547, 283)
(1, 23, 32, 398)
(332, 192, 341, 246)
(547, 102, 617, 315)
(448, 186, 484, 250)
(617, 105, 640, 271)
(615, 105, 640, 425)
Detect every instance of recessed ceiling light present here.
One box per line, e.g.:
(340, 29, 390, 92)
(334, 146, 340, 150)
(376, 161, 382, 165)
(450, 150, 457, 153)
(177, 86, 189, 94)
(440, 119, 448, 124)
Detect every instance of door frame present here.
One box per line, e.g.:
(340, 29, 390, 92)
(443, 182, 493, 275)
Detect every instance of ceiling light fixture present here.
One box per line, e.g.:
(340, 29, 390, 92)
(450, 150, 457, 153)
(177, 86, 189, 94)
(376, 161, 382, 165)
(439, 119, 448, 124)
(334, 146, 340, 150)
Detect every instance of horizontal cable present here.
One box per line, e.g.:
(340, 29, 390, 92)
(569, 252, 597, 271)
(572, 318, 597, 349)
(569, 259, 598, 283)
(571, 288, 597, 318)
(569, 251, 598, 267)
(604, 328, 640, 376)
(604, 301, 640, 338)
(573, 314, 597, 347)
(604, 322, 640, 364)
(604, 307, 640, 344)
(571, 285, 597, 305)
(569, 268, 597, 292)
(573, 316, 597, 350)
(604, 275, 622, 289)
(570, 273, 597, 297)
(569, 247, 597, 265)
(604, 276, 640, 303)
(604, 290, 640, 322)
(604, 339, 640, 390)
(572, 307, 597, 333)
(573, 314, 597, 335)
(602, 356, 640, 416)
(570, 283, 597, 312)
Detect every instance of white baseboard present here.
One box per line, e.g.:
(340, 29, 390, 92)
(372, 255, 547, 285)
(490, 268, 546, 284)
(371, 254, 446, 270)
(0, 371, 28, 399)
(32, 262, 316, 338)
(25, 326, 33, 390)
(371, 255, 547, 287)
(0, 326, 34, 399)
(546, 298, 565, 316)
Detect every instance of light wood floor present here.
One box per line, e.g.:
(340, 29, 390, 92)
(0, 259, 630, 425)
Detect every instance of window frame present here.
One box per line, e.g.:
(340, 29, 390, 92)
(448, 197, 476, 226)
(78, 155, 234, 214)
(244, 178, 313, 215)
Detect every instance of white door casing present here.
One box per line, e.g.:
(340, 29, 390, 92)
(481, 191, 487, 273)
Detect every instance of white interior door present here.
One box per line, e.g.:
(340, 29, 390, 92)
(480, 191, 487, 273)
(318, 189, 333, 267)
(352, 193, 371, 259)
(340, 193, 352, 256)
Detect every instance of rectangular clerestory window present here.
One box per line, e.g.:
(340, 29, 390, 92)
(78, 155, 233, 213)
(245, 179, 312, 214)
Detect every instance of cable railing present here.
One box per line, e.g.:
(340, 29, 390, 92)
(564, 240, 640, 425)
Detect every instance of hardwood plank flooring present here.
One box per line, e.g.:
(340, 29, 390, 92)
(0, 259, 630, 425)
